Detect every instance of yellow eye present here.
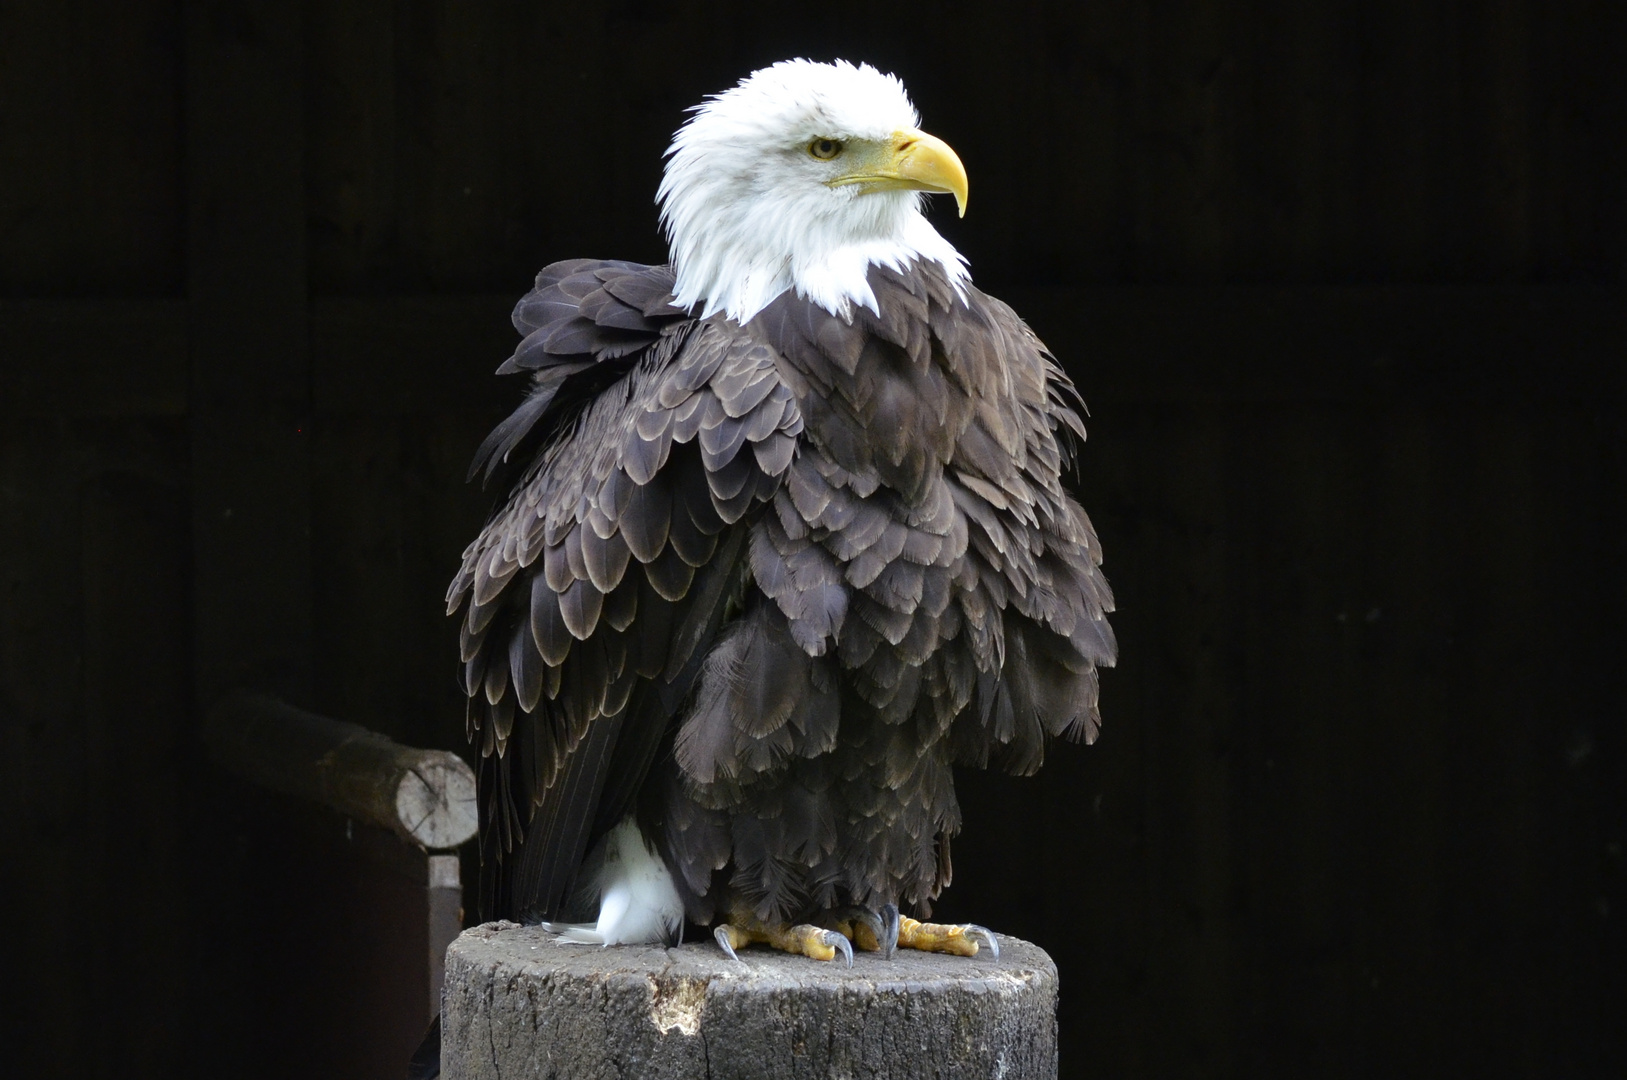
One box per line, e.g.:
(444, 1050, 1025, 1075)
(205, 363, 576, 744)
(808, 138, 843, 161)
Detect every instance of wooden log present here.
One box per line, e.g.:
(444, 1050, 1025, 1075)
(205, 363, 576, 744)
(204, 691, 477, 849)
(440, 921, 1058, 1079)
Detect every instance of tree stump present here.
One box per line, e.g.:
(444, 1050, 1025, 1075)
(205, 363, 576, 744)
(440, 921, 1058, 1079)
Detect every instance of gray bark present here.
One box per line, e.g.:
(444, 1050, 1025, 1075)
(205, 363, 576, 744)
(441, 921, 1058, 1080)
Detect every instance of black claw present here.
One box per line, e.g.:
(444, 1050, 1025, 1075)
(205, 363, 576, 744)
(713, 926, 742, 962)
(881, 904, 900, 960)
(821, 930, 854, 968)
(820, 905, 893, 957)
(966, 924, 999, 959)
(852, 908, 885, 949)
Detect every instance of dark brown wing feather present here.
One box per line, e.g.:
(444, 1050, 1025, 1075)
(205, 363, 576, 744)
(448, 261, 801, 921)
(471, 261, 685, 486)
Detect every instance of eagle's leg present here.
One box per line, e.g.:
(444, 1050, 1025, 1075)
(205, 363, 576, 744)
(818, 905, 899, 958)
(894, 913, 1000, 958)
(713, 920, 854, 966)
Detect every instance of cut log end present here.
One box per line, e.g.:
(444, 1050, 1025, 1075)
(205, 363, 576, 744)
(394, 752, 478, 849)
(206, 692, 478, 849)
(441, 921, 1059, 1080)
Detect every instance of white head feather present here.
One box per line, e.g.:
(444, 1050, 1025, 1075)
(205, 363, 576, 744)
(658, 59, 970, 324)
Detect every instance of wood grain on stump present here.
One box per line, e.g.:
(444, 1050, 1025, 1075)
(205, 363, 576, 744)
(441, 921, 1058, 1080)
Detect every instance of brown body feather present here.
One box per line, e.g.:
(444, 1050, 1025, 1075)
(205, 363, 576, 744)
(448, 258, 1115, 925)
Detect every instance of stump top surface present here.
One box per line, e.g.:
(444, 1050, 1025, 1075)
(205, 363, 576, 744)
(452, 919, 1056, 995)
(442, 922, 1059, 1079)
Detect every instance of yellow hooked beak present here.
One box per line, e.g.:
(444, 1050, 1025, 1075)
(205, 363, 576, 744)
(828, 128, 969, 217)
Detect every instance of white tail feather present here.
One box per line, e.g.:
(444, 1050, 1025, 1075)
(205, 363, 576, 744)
(541, 816, 683, 946)
(541, 923, 608, 945)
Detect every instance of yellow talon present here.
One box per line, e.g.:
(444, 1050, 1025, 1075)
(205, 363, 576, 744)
(714, 908, 995, 963)
(714, 923, 753, 956)
(896, 916, 999, 958)
(713, 920, 854, 965)
(820, 908, 887, 953)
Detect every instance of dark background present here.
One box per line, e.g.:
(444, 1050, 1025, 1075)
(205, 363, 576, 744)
(2, 1, 1623, 1077)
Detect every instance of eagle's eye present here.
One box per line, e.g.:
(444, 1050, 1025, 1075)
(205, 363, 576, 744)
(808, 138, 844, 161)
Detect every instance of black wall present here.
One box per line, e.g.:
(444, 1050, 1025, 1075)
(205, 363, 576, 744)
(2, 2, 1622, 1077)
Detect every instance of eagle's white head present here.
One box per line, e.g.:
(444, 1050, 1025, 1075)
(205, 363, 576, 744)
(658, 59, 971, 324)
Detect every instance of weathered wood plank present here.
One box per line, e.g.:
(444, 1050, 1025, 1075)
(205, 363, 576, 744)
(184, 0, 313, 704)
(309, 295, 516, 415)
(0, 0, 183, 294)
(0, 420, 191, 1078)
(78, 470, 193, 1076)
(0, 299, 188, 416)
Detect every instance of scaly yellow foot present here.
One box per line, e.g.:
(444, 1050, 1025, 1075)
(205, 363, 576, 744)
(896, 914, 1000, 958)
(714, 920, 854, 966)
(819, 905, 896, 957)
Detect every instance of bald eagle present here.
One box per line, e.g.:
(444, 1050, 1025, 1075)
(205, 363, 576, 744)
(449, 59, 1116, 964)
